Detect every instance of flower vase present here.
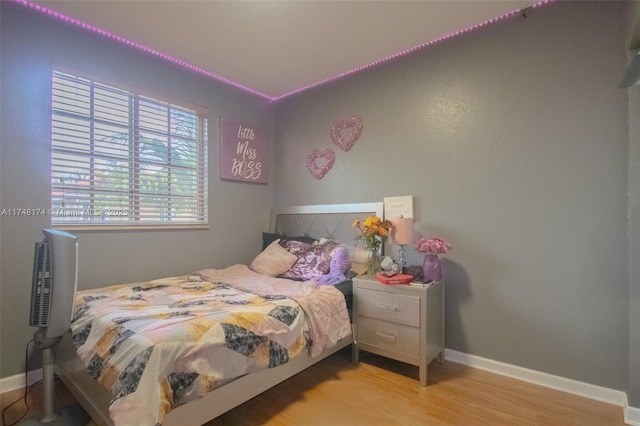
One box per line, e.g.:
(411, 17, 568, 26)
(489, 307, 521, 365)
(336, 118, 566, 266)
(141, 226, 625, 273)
(366, 248, 382, 276)
(421, 254, 442, 282)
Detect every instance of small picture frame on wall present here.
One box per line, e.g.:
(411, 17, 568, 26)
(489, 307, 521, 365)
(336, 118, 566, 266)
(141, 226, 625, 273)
(384, 195, 414, 219)
(219, 117, 268, 184)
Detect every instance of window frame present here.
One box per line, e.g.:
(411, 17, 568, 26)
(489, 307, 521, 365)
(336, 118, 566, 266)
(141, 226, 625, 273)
(50, 70, 209, 230)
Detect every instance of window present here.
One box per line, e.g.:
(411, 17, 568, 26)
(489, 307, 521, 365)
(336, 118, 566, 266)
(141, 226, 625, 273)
(51, 71, 208, 228)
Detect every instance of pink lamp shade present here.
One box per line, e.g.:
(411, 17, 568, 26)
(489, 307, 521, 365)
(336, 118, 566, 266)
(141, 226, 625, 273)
(392, 217, 414, 245)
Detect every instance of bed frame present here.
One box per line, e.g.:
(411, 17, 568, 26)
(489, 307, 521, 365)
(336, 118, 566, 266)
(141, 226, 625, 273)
(55, 202, 383, 425)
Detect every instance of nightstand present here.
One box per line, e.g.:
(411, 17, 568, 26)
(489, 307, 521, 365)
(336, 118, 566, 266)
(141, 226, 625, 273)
(352, 275, 444, 386)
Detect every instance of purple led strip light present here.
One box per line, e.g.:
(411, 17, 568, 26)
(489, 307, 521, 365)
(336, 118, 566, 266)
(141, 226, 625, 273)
(13, 0, 275, 100)
(14, 0, 553, 102)
(273, 0, 553, 101)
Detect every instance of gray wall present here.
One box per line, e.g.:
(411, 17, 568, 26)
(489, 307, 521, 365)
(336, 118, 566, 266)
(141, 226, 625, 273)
(1, 0, 637, 407)
(0, 2, 275, 378)
(275, 0, 631, 393)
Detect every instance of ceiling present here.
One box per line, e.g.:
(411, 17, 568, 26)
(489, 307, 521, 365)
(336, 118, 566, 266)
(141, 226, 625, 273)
(28, 0, 537, 100)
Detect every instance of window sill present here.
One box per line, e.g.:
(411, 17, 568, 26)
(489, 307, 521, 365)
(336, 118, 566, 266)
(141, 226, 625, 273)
(51, 224, 209, 232)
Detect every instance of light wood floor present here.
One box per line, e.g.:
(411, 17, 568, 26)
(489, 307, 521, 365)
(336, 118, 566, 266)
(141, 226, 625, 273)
(1, 348, 626, 425)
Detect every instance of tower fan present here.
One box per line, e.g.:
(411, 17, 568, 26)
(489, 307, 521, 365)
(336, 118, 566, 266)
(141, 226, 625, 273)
(24, 229, 86, 425)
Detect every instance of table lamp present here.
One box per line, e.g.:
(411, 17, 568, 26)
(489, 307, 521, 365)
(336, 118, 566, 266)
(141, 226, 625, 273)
(392, 216, 414, 272)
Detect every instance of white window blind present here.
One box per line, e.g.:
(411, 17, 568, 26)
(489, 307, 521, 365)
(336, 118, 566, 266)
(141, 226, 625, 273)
(51, 71, 208, 228)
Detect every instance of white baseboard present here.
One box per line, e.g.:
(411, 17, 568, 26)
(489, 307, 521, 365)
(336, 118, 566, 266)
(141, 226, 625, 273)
(0, 369, 42, 394)
(444, 349, 639, 426)
(626, 401, 640, 426)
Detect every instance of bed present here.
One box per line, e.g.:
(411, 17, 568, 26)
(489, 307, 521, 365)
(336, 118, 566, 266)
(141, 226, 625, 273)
(55, 202, 384, 426)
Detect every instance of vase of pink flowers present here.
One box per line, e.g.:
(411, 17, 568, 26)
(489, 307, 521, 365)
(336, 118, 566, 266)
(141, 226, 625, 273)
(415, 237, 452, 282)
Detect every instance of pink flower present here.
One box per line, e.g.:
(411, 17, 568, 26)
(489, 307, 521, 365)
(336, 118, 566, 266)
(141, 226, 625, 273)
(415, 237, 452, 255)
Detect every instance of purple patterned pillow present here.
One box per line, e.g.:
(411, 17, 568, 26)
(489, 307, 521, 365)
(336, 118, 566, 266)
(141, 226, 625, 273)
(279, 241, 337, 281)
(278, 240, 313, 256)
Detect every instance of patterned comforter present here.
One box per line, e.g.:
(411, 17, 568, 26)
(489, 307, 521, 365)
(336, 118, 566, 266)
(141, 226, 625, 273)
(70, 264, 351, 426)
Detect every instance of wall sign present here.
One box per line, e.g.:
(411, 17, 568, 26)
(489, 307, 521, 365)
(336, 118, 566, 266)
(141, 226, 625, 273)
(384, 195, 414, 219)
(219, 118, 268, 184)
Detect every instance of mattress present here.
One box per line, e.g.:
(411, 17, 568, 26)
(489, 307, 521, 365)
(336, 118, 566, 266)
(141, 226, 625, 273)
(70, 265, 351, 425)
(334, 279, 353, 320)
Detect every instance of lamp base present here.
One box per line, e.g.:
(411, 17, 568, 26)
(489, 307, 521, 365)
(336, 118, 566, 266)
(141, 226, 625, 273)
(395, 244, 407, 273)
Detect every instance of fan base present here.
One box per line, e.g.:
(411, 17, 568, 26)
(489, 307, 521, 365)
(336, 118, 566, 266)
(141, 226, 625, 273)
(18, 403, 90, 426)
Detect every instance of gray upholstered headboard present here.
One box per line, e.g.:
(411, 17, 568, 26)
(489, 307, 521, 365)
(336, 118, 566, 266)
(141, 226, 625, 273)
(270, 202, 384, 247)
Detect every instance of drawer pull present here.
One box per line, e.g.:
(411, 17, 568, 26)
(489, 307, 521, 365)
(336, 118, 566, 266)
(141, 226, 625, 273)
(376, 331, 397, 342)
(376, 303, 399, 312)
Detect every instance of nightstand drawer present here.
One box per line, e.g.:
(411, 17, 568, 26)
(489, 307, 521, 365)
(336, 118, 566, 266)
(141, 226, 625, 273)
(356, 287, 420, 327)
(357, 317, 420, 357)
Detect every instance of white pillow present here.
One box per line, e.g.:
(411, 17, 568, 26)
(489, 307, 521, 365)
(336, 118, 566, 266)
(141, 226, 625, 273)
(345, 245, 369, 264)
(319, 238, 369, 264)
(318, 238, 369, 275)
(350, 262, 368, 276)
(250, 239, 298, 277)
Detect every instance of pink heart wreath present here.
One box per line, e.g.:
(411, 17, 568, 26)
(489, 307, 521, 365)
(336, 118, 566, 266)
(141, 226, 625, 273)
(305, 148, 335, 179)
(330, 116, 363, 152)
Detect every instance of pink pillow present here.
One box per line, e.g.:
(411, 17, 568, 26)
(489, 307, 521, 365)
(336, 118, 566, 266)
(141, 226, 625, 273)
(250, 240, 298, 276)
